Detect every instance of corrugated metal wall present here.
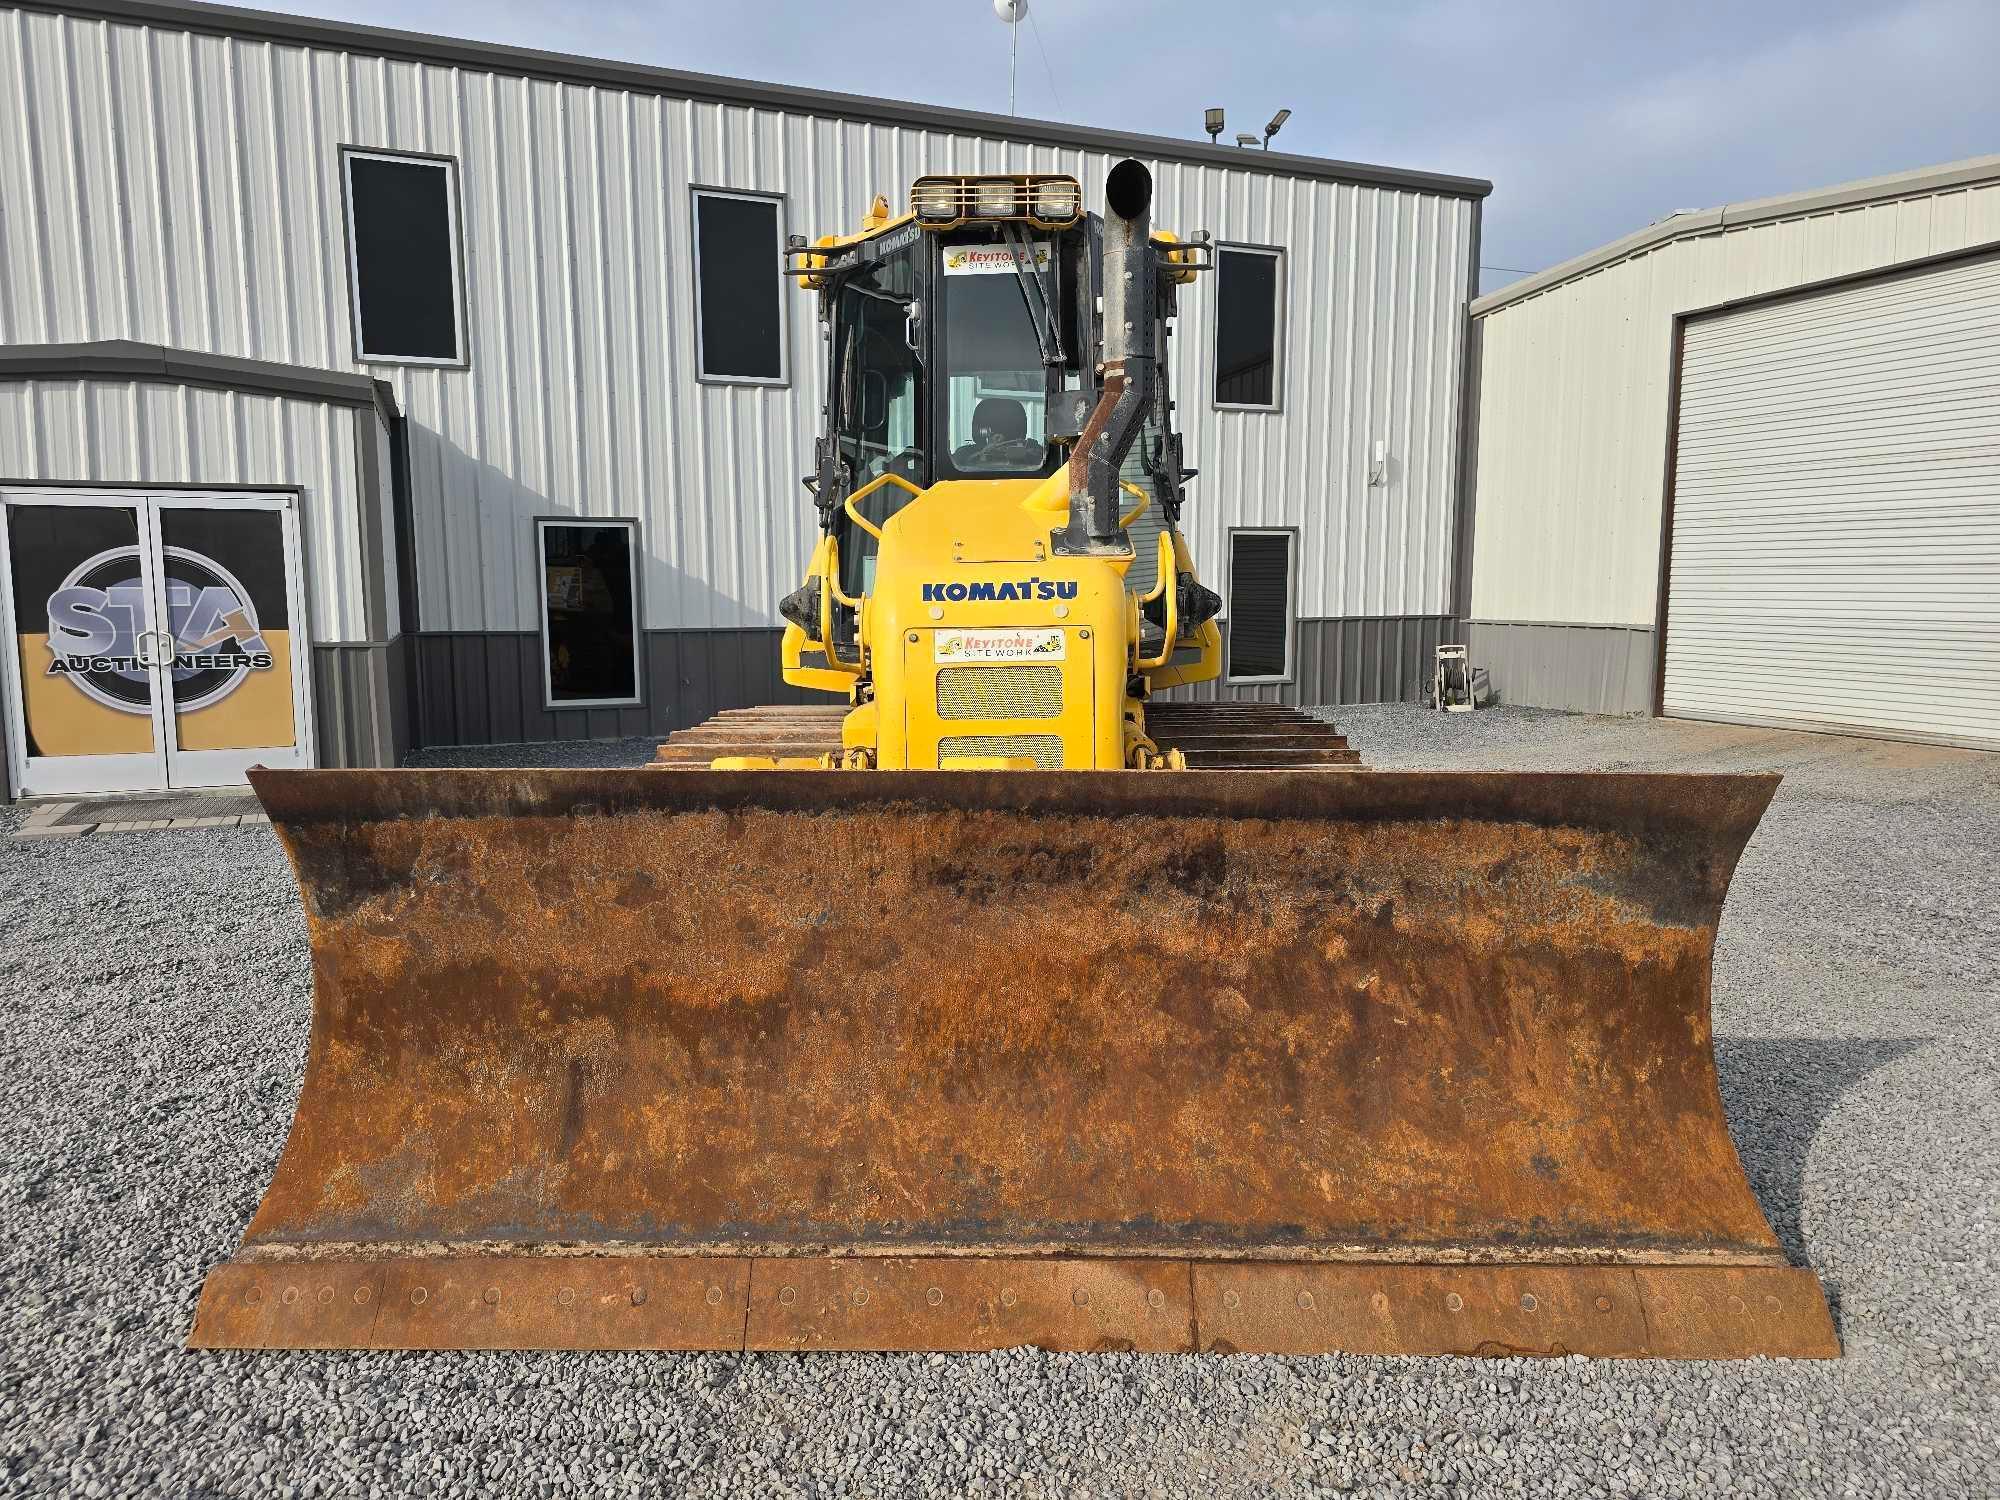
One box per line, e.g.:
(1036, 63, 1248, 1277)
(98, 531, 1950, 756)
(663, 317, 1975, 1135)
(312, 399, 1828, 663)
(1166, 615, 1452, 706)
(0, 5, 1475, 645)
(1469, 175, 2000, 629)
(0, 376, 375, 641)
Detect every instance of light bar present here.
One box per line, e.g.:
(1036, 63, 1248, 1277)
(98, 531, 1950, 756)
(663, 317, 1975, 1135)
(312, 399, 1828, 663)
(907, 174, 1083, 230)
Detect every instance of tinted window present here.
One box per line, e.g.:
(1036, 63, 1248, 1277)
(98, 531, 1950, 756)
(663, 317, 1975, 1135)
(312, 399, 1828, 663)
(345, 152, 463, 362)
(694, 192, 784, 381)
(1227, 531, 1292, 679)
(1215, 248, 1281, 407)
(539, 522, 640, 705)
(940, 250, 1051, 477)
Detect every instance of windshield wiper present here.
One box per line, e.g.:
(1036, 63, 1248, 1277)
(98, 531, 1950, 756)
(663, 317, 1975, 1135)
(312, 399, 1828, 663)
(1003, 223, 1065, 368)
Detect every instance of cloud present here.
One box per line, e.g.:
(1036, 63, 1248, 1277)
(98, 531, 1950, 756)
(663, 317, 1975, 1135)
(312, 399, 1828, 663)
(1394, 0, 2000, 286)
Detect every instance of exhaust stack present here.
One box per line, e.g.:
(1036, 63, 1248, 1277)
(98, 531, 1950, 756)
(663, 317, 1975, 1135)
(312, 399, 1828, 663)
(1057, 159, 1156, 555)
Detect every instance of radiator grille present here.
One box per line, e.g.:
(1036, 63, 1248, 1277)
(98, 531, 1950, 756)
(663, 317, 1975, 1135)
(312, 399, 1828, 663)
(935, 665, 1064, 721)
(936, 733, 1065, 769)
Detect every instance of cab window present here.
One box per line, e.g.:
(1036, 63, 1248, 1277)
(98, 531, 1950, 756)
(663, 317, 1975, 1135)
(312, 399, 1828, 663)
(938, 238, 1063, 478)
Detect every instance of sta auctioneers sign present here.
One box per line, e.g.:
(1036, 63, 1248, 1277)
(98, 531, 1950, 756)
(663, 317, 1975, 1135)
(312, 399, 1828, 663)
(7, 506, 296, 760)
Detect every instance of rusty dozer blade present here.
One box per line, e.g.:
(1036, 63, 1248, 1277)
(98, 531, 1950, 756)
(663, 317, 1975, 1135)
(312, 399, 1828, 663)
(191, 769, 1838, 1359)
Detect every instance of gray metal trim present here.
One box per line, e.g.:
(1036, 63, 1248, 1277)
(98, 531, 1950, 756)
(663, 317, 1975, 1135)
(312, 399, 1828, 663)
(313, 639, 408, 768)
(1677, 240, 2000, 328)
(1168, 613, 1450, 708)
(1465, 620, 1654, 717)
(353, 410, 391, 642)
(0, 340, 401, 424)
(1473, 152, 2000, 316)
(1464, 617, 1658, 631)
(411, 626, 814, 747)
(30, 0, 1492, 201)
(1450, 198, 1483, 619)
(0, 474, 312, 497)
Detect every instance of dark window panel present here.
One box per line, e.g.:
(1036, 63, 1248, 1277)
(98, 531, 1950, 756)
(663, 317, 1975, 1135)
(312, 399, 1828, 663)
(1215, 249, 1281, 407)
(347, 154, 461, 362)
(540, 523, 640, 704)
(695, 193, 784, 381)
(1227, 532, 1292, 679)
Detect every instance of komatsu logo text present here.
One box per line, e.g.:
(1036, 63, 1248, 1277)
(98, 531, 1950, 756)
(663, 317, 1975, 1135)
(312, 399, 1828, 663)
(921, 578, 1079, 603)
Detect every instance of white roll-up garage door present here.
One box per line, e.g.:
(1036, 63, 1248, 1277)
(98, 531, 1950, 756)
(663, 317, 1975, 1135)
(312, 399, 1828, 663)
(1663, 253, 2000, 749)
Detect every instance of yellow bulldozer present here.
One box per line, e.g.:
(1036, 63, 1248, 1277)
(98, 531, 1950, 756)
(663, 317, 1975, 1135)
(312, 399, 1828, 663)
(191, 162, 1836, 1360)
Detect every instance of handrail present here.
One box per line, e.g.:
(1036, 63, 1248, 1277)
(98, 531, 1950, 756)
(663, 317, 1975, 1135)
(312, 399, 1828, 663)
(1118, 481, 1151, 530)
(1137, 535, 1170, 606)
(842, 470, 924, 541)
(819, 538, 864, 671)
(1135, 532, 1180, 671)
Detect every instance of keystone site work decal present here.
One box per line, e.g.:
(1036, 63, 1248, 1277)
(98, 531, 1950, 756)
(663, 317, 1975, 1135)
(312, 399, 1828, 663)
(43, 545, 274, 712)
(942, 242, 1052, 275)
(933, 628, 1066, 664)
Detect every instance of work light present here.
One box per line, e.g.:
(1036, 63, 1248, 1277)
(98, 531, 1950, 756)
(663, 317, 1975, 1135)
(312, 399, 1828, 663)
(1030, 178, 1080, 222)
(912, 179, 958, 221)
(972, 179, 1018, 217)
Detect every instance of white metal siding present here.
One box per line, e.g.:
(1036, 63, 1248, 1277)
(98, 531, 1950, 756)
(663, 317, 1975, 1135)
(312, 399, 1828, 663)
(1470, 173, 2000, 627)
(1663, 255, 2000, 748)
(0, 377, 370, 642)
(0, 6, 1475, 635)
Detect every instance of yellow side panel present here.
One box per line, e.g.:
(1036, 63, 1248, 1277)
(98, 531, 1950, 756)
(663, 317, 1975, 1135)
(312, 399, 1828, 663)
(1144, 617, 1223, 691)
(781, 622, 855, 695)
(1142, 529, 1222, 691)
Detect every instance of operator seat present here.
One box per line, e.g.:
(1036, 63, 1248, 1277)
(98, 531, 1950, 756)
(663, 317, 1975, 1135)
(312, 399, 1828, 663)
(956, 397, 1032, 467)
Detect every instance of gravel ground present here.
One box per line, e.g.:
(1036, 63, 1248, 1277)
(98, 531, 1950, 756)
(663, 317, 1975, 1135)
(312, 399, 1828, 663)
(2, 704, 1994, 1498)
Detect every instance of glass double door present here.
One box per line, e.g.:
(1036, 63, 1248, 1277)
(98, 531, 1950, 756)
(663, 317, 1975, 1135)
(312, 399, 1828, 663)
(1, 491, 312, 797)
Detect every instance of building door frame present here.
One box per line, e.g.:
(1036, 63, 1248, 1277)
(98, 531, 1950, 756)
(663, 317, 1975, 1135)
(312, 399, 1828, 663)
(0, 486, 317, 798)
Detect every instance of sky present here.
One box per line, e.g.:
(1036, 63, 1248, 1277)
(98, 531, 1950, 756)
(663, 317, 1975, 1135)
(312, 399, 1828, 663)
(279, 0, 2000, 294)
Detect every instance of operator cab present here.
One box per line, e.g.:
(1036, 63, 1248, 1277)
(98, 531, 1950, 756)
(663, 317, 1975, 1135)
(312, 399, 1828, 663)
(795, 173, 1191, 606)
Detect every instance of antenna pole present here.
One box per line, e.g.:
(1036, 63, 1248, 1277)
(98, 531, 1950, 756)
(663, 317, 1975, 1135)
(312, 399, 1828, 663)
(1009, 14, 1018, 115)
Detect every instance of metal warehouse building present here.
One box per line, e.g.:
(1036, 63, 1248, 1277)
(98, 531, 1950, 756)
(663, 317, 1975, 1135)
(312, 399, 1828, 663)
(0, 0, 1487, 800)
(1466, 155, 2000, 750)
